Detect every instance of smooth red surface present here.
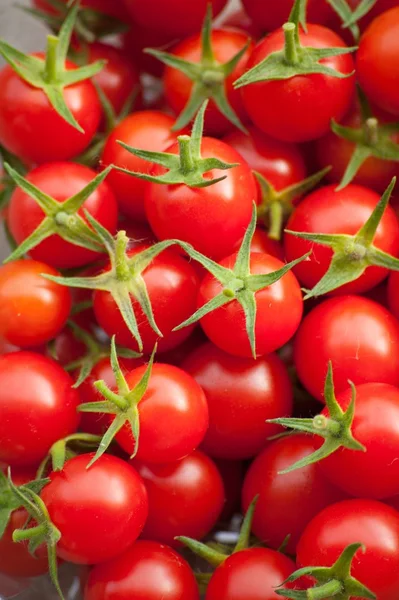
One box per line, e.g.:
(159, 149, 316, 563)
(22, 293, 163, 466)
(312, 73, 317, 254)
(388, 270, 399, 319)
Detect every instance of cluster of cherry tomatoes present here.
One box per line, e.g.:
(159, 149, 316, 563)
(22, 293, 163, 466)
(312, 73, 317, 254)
(1, 0, 399, 599)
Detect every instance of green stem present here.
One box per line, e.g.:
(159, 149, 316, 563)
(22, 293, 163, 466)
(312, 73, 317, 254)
(44, 35, 59, 83)
(178, 136, 195, 174)
(283, 23, 300, 65)
(364, 117, 379, 146)
(307, 580, 342, 599)
(115, 231, 130, 281)
(94, 380, 128, 411)
(313, 415, 341, 436)
(13, 524, 46, 542)
(54, 211, 70, 227)
(269, 201, 284, 240)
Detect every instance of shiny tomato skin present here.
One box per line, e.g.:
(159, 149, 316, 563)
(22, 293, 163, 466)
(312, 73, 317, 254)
(197, 253, 303, 357)
(0, 260, 71, 347)
(241, 0, 335, 33)
(8, 162, 118, 269)
(101, 111, 179, 221)
(181, 342, 293, 459)
(144, 138, 256, 260)
(0, 56, 101, 165)
(0, 351, 80, 467)
(297, 499, 399, 600)
(242, 434, 345, 554)
(93, 246, 200, 354)
(357, 8, 399, 116)
(242, 26, 355, 142)
(84, 540, 200, 600)
(164, 30, 253, 136)
(205, 547, 297, 600)
(133, 450, 224, 546)
(41, 453, 148, 565)
(114, 363, 209, 463)
(294, 295, 399, 401)
(387, 270, 399, 319)
(284, 184, 399, 294)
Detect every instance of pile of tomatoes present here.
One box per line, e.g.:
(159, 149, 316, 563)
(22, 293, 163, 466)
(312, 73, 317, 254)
(2, 0, 399, 598)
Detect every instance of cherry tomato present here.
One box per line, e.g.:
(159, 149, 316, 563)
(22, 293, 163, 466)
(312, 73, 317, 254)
(242, 434, 345, 554)
(294, 295, 399, 401)
(0, 55, 101, 165)
(93, 246, 200, 354)
(0, 260, 71, 347)
(8, 162, 118, 269)
(84, 540, 200, 600)
(357, 8, 399, 117)
(144, 137, 256, 260)
(241, 0, 335, 33)
(197, 253, 303, 358)
(0, 351, 80, 467)
(133, 451, 224, 546)
(163, 29, 253, 136)
(40, 453, 148, 564)
(387, 270, 399, 319)
(241, 26, 355, 142)
(101, 111, 180, 221)
(49, 326, 87, 367)
(181, 342, 293, 459)
(297, 499, 399, 600)
(284, 184, 399, 294)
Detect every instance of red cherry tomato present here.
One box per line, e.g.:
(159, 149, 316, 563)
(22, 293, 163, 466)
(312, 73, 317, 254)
(144, 138, 256, 260)
(242, 434, 345, 554)
(357, 8, 399, 117)
(84, 540, 200, 600)
(284, 184, 399, 294)
(297, 499, 399, 600)
(241, 0, 335, 33)
(101, 111, 180, 221)
(0, 260, 71, 347)
(0, 55, 101, 165)
(241, 26, 355, 142)
(181, 342, 293, 459)
(8, 162, 118, 269)
(93, 246, 200, 354)
(197, 253, 303, 358)
(387, 270, 399, 319)
(41, 453, 148, 564)
(0, 351, 80, 467)
(133, 451, 224, 546)
(294, 295, 399, 401)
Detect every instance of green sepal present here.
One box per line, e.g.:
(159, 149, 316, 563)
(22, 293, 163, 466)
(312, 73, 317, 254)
(173, 204, 309, 358)
(285, 177, 399, 298)
(276, 543, 376, 600)
(145, 5, 249, 133)
(325, 0, 361, 41)
(0, 2, 104, 131)
(3, 163, 112, 263)
(115, 100, 238, 189)
(267, 362, 365, 474)
(256, 166, 331, 240)
(36, 433, 103, 479)
(0, 145, 28, 214)
(343, 0, 378, 28)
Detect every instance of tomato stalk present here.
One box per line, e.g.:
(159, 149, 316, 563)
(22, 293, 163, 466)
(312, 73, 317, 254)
(36, 432, 104, 479)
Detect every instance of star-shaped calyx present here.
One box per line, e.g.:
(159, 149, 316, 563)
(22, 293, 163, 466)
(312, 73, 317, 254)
(327, 0, 378, 42)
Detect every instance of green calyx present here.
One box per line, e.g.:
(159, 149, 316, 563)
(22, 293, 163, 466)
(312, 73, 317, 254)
(0, 145, 28, 214)
(43, 211, 178, 352)
(256, 166, 331, 240)
(268, 362, 365, 474)
(78, 336, 156, 467)
(285, 176, 399, 298)
(326, 0, 378, 42)
(173, 203, 309, 358)
(115, 100, 238, 188)
(145, 5, 249, 133)
(332, 87, 399, 190)
(0, 1, 105, 131)
(36, 432, 102, 479)
(276, 543, 376, 600)
(3, 163, 112, 264)
(234, 0, 356, 89)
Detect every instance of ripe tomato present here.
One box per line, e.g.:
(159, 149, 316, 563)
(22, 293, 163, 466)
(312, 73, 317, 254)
(133, 451, 224, 546)
(0, 260, 71, 347)
(93, 246, 200, 354)
(241, 26, 355, 142)
(0, 351, 80, 467)
(242, 434, 345, 554)
(181, 342, 293, 459)
(144, 137, 256, 261)
(241, 0, 335, 33)
(0, 55, 101, 165)
(84, 541, 200, 600)
(197, 253, 303, 357)
(297, 499, 399, 600)
(284, 184, 399, 294)
(357, 8, 399, 116)
(101, 111, 180, 221)
(8, 162, 118, 269)
(294, 295, 399, 401)
(41, 453, 148, 564)
(387, 270, 399, 319)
